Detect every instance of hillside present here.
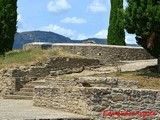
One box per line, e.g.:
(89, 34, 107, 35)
(13, 31, 72, 49)
(13, 31, 137, 49)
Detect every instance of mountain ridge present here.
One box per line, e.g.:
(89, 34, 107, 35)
(13, 31, 137, 49)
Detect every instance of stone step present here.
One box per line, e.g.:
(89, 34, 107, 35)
(23, 81, 46, 89)
(45, 82, 70, 87)
(2, 80, 47, 100)
(3, 95, 33, 100)
(23, 84, 35, 88)
(75, 77, 138, 89)
(29, 81, 46, 85)
(21, 88, 34, 92)
(15, 92, 33, 96)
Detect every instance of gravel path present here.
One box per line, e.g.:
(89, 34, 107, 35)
(119, 59, 157, 72)
(0, 99, 89, 120)
(65, 59, 157, 77)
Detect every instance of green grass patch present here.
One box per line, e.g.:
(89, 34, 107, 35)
(0, 48, 84, 69)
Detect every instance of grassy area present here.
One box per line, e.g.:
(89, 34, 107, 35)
(0, 48, 84, 69)
(97, 67, 160, 90)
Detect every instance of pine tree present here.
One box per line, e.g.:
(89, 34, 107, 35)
(125, 0, 160, 58)
(107, 0, 125, 45)
(0, 0, 17, 55)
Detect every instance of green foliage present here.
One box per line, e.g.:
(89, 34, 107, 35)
(125, 0, 160, 58)
(107, 0, 126, 45)
(0, 0, 17, 55)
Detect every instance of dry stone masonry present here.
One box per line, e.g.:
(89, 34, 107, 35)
(23, 43, 154, 64)
(1, 43, 158, 120)
(0, 57, 100, 97)
(34, 77, 160, 120)
(0, 69, 16, 96)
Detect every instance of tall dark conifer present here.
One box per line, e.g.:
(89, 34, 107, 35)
(0, 0, 17, 55)
(125, 0, 160, 58)
(107, 0, 125, 45)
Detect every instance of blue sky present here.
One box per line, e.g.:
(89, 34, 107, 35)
(17, 0, 136, 44)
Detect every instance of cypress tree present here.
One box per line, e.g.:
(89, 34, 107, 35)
(0, 0, 17, 55)
(125, 0, 160, 58)
(107, 0, 125, 45)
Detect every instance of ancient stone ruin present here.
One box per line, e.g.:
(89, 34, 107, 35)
(0, 43, 159, 120)
(23, 43, 154, 64)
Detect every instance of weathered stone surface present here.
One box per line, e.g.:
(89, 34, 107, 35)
(23, 43, 154, 64)
(33, 87, 160, 119)
(118, 80, 138, 89)
(0, 43, 159, 120)
(112, 94, 125, 102)
(0, 57, 100, 96)
(74, 77, 139, 89)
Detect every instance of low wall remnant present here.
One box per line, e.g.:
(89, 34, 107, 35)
(34, 86, 160, 119)
(23, 43, 154, 64)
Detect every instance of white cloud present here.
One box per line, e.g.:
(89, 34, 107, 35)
(17, 14, 34, 32)
(40, 24, 89, 40)
(41, 24, 75, 37)
(61, 17, 87, 24)
(75, 34, 88, 40)
(87, 0, 107, 13)
(94, 29, 137, 44)
(17, 14, 22, 22)
(94, 29, 107, 38)
(125, 34, 136, 44)
(47, 0, 71, 14)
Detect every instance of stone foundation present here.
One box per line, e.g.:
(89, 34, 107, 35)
(0, 57, 100, 96)
(33, 86, 160, 120)
(45, 77, 139, 89)
(23, 43, 154, 64)
(0, 69, 16, 96)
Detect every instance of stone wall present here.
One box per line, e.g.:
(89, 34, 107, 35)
(45, 77, 139, 89)
(23, 42, 52, 50)
(0, 69, 16, 97)
(34, 86, 160, 120)
(0, 57, 100, 96)
(23, 43, 154, 64)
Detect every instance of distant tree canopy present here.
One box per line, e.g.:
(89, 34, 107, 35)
(107, 0, 126, 46)
(0, 0, 17, 55)
(125, 0, 160, 58)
